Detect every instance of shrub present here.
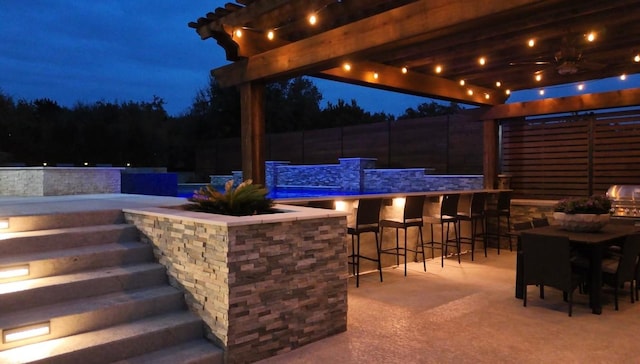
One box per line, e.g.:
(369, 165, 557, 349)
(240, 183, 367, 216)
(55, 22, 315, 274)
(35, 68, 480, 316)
(186, 179, 274, 216)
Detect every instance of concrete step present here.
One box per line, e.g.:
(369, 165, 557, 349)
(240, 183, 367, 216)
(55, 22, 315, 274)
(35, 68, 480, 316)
(0, 311, 207, 364)
(0, 241, 153, 283)
(1, 209, 125, 233)
(111, 340, 224, 364)
(0, 263, 167, 313)
(0, 285, 184, 351)
(0, 224, 139, 256)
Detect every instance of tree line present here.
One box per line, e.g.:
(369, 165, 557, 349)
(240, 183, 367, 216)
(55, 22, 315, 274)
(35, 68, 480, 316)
(0, 76, 460, 171)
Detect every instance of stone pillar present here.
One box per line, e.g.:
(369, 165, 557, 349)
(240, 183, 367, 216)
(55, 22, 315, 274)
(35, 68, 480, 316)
(264, 161, 290, 191)
(338, 158, 377, 193)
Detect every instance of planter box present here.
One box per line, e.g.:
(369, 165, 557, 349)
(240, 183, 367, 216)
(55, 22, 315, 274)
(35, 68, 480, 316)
(123, 204, 348, 364)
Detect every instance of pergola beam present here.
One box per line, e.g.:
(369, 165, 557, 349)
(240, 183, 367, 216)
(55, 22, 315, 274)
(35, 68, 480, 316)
(481, 88, 640, 120)
(212, 0, 543, 87)
(317, 61, 507, 106)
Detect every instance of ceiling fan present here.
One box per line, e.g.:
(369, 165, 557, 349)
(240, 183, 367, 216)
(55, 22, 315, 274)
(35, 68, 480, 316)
(509, 33, 606, 76)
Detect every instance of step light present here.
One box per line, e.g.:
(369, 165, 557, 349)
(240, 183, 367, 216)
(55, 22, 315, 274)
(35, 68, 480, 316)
(0, 265, 30, 279)
(3, 322, 50, 343)
(0, 219, 8, 229)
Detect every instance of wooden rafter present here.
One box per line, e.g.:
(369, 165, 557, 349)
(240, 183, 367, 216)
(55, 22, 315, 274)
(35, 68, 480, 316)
(317, 61, 506, 106)
(211, 0, 543, 87)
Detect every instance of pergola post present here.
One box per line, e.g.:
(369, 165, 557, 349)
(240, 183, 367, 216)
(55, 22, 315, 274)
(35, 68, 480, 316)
(240, 81, 266, 185)
(483, 119, 499, 189)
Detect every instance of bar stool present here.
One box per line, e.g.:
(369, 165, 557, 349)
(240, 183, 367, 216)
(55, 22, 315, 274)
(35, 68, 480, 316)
(485, 191, 512, 254)
(425, 193, 460, 267)
(456, 192, 487, 261)
(380, 195, 427, 275)
(347, 198, 383, 288)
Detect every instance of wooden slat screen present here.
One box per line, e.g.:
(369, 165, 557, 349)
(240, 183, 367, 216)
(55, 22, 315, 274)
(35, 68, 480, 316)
(502, 108, 640, 199)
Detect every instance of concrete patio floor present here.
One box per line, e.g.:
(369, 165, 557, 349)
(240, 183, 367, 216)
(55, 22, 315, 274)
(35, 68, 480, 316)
(258, 251, 640, 364)
(1, 194, 638, 363)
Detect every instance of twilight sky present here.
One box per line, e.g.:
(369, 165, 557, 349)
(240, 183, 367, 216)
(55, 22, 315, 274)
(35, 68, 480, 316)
(1, 1, 637, 117)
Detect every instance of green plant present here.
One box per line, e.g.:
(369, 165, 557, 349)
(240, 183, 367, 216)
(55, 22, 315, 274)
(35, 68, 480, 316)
(553, 194, 612, 214)
(186, 179, 274, 216)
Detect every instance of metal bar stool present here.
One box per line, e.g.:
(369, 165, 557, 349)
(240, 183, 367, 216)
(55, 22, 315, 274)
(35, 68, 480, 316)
(347, 198, 383, 288)
(425, 193, 460, 267)
(380, 195, 427, 275)
(456, 192, 487, 261)
(485, 191, 512, 254)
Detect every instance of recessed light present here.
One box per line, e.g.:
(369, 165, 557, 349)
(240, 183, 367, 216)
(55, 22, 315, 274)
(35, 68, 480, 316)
(3, 322, 50, 343)
(0, 264, 29, 279)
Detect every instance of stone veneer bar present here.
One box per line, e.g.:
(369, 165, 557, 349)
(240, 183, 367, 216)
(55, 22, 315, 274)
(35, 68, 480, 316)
(123, 204, 348, 364)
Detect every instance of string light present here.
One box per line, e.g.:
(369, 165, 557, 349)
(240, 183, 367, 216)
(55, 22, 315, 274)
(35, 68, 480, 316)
(495, 81, 502, 87)
(577, 84, 584, 91)
(484, 93, 490, 100)
(535, 73, 542, 82)
(634, 54, 640, 63)
(478, 56, 486, 66)
(459, 79, 465, 86)
(586, 31, 596, 42)
(435, 65, 442, 74)
(373, 72, 379, 79)
(343, 63, 351, 71)
(308, 14, 317, 25)
(467, 89, 474, 96)
(539, 89, 545, 95)
(505, 89, 511, 95)
(401, 67, 408, 74)
(528, 38, 535, 47)
(234, 29, 242, 38)
(620, 74, 627, 80)
(267, 30, 274, 40)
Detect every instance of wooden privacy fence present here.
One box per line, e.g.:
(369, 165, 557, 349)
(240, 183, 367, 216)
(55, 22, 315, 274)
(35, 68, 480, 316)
(502, 107, 640, 200)
(196, 109, 485, 177)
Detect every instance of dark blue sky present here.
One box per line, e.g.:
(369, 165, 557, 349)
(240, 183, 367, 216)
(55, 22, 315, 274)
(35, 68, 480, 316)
(1, 1, 637, 117)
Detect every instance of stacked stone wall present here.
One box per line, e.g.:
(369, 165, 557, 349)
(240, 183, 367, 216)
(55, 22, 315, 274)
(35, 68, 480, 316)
(125, 208, 347, 364)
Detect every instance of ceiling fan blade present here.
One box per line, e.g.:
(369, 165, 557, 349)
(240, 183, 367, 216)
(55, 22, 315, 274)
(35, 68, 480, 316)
(509, 61, 552, 66)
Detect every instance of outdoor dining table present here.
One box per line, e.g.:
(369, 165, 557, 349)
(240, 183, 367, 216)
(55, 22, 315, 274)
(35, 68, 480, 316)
(514, 223, 639, 315)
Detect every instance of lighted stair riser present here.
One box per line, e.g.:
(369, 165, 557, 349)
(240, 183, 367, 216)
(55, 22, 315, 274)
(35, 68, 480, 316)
(0, 210, 125, 233)
(0, 264, 167, 313)
(0, 242, 153, 283)
(0, 312, 209, 364)
(0, 286, 185, 351)
(0, 224, 139, 256)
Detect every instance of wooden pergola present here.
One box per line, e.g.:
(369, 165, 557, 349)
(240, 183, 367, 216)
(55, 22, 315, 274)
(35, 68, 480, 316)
(190, 0, 640, 188)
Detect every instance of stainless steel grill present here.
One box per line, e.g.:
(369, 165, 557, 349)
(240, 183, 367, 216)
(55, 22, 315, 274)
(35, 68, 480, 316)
(606, 185, 640, 218)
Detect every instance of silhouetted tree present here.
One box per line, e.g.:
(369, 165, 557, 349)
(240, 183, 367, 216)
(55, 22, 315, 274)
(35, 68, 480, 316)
(397, 101, 461, 119)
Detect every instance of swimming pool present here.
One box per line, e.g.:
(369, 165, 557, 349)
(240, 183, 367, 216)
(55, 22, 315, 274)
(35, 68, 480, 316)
(177, 184, 377, 199)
